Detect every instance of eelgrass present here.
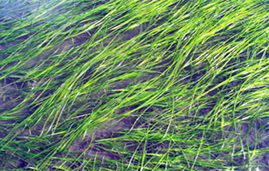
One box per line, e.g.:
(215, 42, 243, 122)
(0, 0, 268, 170)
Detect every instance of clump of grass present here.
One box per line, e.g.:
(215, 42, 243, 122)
(0, 0, 268, 170)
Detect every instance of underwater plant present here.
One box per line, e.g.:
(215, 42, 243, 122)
(0, 0, 268, 170)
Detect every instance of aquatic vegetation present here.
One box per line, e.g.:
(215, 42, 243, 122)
(0, 0, 268, 170)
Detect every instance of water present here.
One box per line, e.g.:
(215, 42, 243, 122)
(0, 0, 59, 22)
